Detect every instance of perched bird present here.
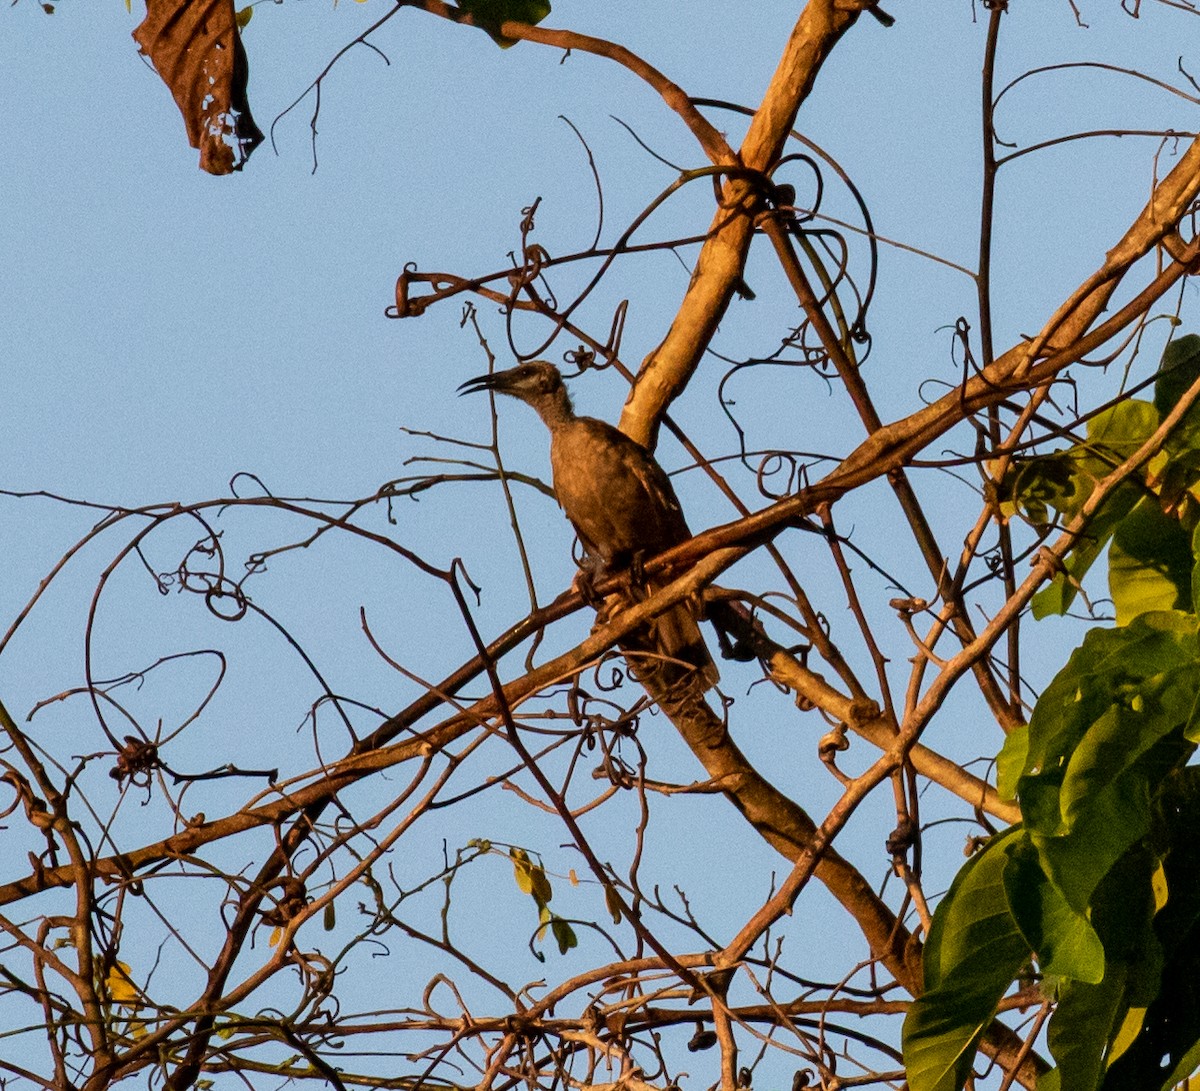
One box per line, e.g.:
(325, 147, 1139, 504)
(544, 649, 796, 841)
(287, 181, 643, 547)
(459, 361, 718, 689)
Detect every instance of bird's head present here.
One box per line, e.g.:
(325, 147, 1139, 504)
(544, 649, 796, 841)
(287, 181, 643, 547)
(457, 361, 567, 406)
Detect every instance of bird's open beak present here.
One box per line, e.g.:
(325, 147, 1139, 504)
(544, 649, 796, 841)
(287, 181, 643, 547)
(457, 371, 505, 397)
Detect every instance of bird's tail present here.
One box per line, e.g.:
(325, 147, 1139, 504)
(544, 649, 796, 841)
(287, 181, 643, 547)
(646, 596, 719, 691)
(596, 587, 719, 692)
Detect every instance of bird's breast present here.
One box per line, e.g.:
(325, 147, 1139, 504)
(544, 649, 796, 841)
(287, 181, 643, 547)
(549, 419, 688, 565)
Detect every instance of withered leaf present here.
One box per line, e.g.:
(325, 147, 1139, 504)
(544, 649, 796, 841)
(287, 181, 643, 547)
(133, 0, 263, 174)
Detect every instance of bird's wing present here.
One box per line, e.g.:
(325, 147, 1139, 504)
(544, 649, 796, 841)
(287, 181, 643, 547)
(589, 420, 692, 547)
(623, 442, 691, 546)
(550, 418, 693, 563)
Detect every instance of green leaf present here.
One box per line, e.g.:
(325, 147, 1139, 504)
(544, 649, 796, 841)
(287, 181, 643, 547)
(921, 828, 1028, 992)
(1031, 769, 1151, 914)
(1028, 481, 1141, 619)
(1005, 449, 1079, 525)
(457, 0, 551, 47)
(1010, 614, 1200, 839)
(1099, 769, 1200, 1090)
(903, 829, 1031, 1091)
(1153, 334, 1200, 419)
(604, 884, 623, 924)
(550, 916, 577, 955)
(904, 980, 1008, 1091)
(1007, 398, 1163, 618)
(1108, 499, 1194, 623)
(1045, 968, 1132, 1091)
(995, 722, 1030, 802)
(1087, 399, 1160, 462)
(1002, 837, 1104, 983)
(1058, 643, 1200, 828)
(1030, 546, 1103, 620)
(1189, 524, 1200, 636)
(1038, 845, 1161, 1091)
(1034, 727, 1192, 916)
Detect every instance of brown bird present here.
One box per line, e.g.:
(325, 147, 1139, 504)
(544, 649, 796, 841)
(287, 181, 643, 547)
(459, 361, 718, 689)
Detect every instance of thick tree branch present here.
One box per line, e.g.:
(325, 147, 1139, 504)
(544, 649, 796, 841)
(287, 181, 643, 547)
(620, 0, 866, 448)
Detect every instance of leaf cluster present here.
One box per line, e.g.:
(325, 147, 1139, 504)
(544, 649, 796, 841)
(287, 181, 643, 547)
(905, 337, 1200, 1091)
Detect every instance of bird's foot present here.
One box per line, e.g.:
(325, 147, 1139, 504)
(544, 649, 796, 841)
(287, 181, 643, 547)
(618, 550, 649, 603)
(572, 567, 604, 608)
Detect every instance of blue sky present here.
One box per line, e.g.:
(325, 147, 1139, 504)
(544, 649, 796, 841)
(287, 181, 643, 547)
(2, 2, 1199, 1086)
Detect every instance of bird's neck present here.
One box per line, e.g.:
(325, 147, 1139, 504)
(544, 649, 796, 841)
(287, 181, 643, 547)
(532, 389, 576, 430)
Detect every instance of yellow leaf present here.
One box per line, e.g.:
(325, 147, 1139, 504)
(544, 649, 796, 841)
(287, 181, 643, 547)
(510, 848, 534, 894)
(235, 6, 253, 28)
(1152, 861, 1169, 912)
(106, 962, 138, 1006)
(269, 926, 283, 947)
(1108, 1006, 1148, 1065)
(568, 869, 579, 886)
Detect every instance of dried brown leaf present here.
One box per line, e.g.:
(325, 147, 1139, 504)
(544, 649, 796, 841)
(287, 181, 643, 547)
(133, 0, 263, 174)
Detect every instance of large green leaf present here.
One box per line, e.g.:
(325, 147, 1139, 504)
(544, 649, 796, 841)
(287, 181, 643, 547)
(1002, 837, 1104, 983)
(1035, 729, 1192, 915)
(1109, 498, 1194, 623)
(998, 615, 1198, 916)
(1087, 399, 1161, 462)
(1006, 614, 1200, 836)
(904, 828, 1031, 1091)
(1044, 968, 1133, 1091)
(1059, 635, 1200, 827)
(1032, 764, 1151, 914)
(1100, 769, 1200, 1090)
(903, 980, 1013, 1091)
(1002, 626, 1146, 832)
(1041, 846, 1162, 1091)
(1190, 523, 1200, 626)
(921, 828, 1028, 991)
(1153, 334, 1200, 420)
